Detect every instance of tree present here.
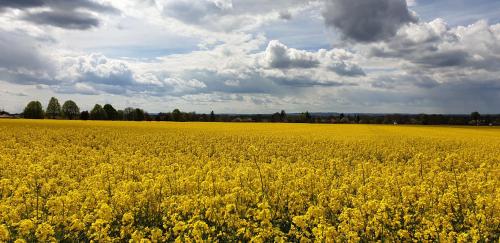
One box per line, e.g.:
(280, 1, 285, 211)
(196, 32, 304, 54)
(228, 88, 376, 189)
(103, 104, 118, 120)
(271, 112, 281, 122)
(299, 111, 312, 123)
(172, 109, 182, 121)
(280, 110, 287, 122)
(157, 112, 170, 121)
(134, 108, 145, 121)
(90, 104, 107, 120)
(46, 97, 61, 119)
(116, 110, 124, 120)
(80, 111, 89, 120)
(0, 109, 9, 115)
(340, 117, 350, 124)
(23, 101, 44, 119)
(471, 111, 481, 126)
(62, 100, 80, 120)
(305, 111, 312, 121)
(124, 107, 135, 121)
(210, 110, 215, 122)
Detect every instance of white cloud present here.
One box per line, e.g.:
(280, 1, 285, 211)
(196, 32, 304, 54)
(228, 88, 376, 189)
(157, 0, 314, 32)
(366, 19, 500, 73)
(262, 40, 319, 69)
(261, 40, 365, 77)
(406, 0, 417, 7)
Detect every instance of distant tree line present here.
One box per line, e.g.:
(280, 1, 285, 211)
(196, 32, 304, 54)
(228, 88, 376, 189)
(21, 97, 148, 121)
(195, 112, 500, 126)
(0, 109, 11, 116)
(16, 97, 500, 125)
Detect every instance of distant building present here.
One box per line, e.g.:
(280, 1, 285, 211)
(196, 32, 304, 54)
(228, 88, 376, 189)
(0, 114, 13, 119)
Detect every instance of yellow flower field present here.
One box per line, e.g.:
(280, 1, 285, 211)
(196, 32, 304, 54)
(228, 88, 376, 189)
(0, 120, 498, 242)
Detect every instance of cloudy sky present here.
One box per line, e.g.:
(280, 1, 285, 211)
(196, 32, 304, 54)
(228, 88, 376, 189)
(1, 0, 499, 114)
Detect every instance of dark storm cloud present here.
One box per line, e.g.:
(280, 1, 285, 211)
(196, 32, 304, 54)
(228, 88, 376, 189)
(0, 0, 117, 30)
(0, 0, 116, 12)
(412, 50, 470, 68)
(0, 31, 47, 70)
(0, 0, 44, 9)
(322, 0, 417, 42)
(45, 0, 117, 13)
(0, 30, 58, 85)
(23, 10, 100, 30)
